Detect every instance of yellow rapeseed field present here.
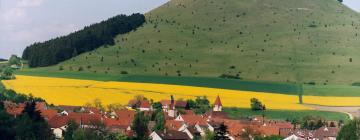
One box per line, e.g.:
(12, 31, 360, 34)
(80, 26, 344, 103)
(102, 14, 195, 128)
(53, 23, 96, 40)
(303, 96, 360, 106)
(2, 75, 314, 110)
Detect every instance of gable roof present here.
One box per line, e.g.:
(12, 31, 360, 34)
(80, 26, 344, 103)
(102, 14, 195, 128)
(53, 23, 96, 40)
(48, 115, 70, 128)
(154, 130, 191, 140)
(35, 102, 47, 110)
(314, 126, 339, 138)
(115, 109, 135, 119)
(40, 109, 58, 120)
(214, 96, 222, 106)
(165, 120, 184, 130)
(179, 115, 207, 126)
(175, 101, 187, 108)
(104, 118, 132, 129)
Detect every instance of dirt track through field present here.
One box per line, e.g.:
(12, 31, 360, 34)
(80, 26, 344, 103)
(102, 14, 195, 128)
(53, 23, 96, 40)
(305, 104, 360, 120)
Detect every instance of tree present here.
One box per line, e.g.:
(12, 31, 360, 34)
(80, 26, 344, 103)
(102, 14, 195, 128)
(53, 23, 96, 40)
(1, 67, 14, 80)
(214, 123, 230, 140)
(337, 0, 343, 3)
(131, 111, 149, 139)
(8, 55, 21, 66)
(193, 96, 211, 114)
(250, 98, 265, 111)
(337, 119, 360, 140)
(72, 129, 86, 140)
(153, 110, 165, 131)
(64, 120, 79, 140)
(204, 130, 215, 140)
(152, 102, 162, 110)
(22, 14, 145, 67)
(15, 101, 54, 140)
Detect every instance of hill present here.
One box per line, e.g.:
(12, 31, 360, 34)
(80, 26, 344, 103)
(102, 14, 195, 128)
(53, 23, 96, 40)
(26, 0, 360, 85)
(0, 58, 7, 62)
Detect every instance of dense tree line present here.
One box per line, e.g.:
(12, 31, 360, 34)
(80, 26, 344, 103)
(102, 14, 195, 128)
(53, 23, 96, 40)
(22, 13, 145, 67)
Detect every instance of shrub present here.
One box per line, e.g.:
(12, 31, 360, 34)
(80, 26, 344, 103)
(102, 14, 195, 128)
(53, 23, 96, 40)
(121, 71, 128, 74)
(250, 98, 265, 111)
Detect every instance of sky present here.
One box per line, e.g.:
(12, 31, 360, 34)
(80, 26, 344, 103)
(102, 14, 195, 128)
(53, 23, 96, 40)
(0, 0, 359, 59)
(0, 0, 169, 59)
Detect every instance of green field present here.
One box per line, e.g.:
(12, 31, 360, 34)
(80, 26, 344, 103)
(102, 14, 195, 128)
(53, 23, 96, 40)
(27, 0, 360, 86)
(224, 107, 350, 121)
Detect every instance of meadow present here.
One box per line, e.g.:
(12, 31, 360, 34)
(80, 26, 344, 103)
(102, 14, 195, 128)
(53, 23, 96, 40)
(223, 108, 349, 121)
(31, 0, 360, 87)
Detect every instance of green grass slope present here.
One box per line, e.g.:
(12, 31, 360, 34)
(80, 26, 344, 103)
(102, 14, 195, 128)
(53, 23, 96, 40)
(34, 0, 360, 85)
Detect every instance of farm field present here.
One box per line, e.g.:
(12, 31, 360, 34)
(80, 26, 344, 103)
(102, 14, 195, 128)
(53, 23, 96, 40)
(15, 69, 298, 94)
(3, 75, 309, 110)
(16, 69, 360, 97)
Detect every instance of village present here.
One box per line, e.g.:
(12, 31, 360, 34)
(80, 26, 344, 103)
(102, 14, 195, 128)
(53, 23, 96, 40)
(4, 95, 340, 140)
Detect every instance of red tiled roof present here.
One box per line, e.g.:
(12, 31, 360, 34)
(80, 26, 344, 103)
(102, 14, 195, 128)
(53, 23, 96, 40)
(36, 102, 47, 110)
(115, 110, 135, 119)
(68, 112, 102, 125)
(104, 118, 132, 129)
(160, 100, 171, 106)
(214, 96, 222, 106)
(6, 106, 24, 116)
(165, 120, 184, 130)
(175, 101, 187, 108)
(179, 115, 207, 126)
(40, 109, 58, 120)
(140, 100, 151, 108)
(48, 115, 70, 128)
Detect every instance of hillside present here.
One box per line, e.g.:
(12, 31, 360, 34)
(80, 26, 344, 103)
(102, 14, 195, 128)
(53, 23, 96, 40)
(30, 0, 360, 85)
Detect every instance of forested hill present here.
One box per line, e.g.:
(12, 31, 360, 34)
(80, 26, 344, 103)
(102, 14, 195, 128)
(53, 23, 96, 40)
(28, 0, 360, 85)
(22, 14, 145, 67)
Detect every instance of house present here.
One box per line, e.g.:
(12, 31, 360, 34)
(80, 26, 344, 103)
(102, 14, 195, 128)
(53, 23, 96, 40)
(104, 118, 132, 133)
(48, 112, 102, 138)
(282, 126, 339, 140)
(48, 115, 71, 139)
(139, 100, 152, 111)
(175, 101, 188, 109)
(165, 120, 184, 131)
(314, 126, 339, 140)
(40, 109, 58, 120)
(175, 114, 208, 136)
(150, 130, 191, 140)
(127, 100, 152, 111)
(5, 102, 25, 118)
(36, 102, 47, 110)
(58, 105, 100, 115)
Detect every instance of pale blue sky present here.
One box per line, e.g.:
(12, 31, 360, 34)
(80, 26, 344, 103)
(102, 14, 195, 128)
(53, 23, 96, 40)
(0, 0, 359, 59)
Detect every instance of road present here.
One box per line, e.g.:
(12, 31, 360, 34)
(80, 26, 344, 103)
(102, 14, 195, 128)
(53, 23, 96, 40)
(305, 104, 360, 120)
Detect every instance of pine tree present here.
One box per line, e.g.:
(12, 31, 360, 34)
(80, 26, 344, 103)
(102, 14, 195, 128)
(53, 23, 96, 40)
(214, 123, 230, 140)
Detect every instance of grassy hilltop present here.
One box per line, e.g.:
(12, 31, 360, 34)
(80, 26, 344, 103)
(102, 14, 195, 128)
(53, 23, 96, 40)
(29, 0, 360, 85)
